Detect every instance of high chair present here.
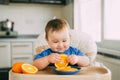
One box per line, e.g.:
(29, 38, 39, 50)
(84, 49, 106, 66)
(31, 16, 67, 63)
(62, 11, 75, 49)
(9, 30, 111, 80)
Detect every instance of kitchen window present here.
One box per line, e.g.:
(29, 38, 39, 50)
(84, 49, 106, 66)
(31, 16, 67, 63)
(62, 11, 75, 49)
(74, 0, 120, 53)
(97, 0, 120, 52)
(74, 0, 101, 42)
(103, 0, 120, 40)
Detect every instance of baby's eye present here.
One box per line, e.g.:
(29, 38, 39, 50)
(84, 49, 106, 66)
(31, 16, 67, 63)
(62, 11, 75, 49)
(53, 41, 58, 43)
(63, 40, 67, 42)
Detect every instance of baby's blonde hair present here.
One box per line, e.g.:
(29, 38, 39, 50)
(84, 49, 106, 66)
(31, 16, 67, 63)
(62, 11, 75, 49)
(45, 19, 70, 40)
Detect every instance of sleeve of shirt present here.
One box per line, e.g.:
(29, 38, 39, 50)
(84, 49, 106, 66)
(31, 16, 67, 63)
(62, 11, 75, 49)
(34, 50, 48, 60)
(34, 48, 52, 60)
(34, 52, 44, 60)
(74, 47, 85, 56)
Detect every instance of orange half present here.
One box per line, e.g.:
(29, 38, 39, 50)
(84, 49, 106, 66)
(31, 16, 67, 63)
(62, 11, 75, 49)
(55, 54, 68, 68)
(21, 63, 38, 74)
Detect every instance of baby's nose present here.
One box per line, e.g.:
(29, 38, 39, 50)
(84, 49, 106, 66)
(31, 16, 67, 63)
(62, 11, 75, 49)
(58, 42, 63, 47)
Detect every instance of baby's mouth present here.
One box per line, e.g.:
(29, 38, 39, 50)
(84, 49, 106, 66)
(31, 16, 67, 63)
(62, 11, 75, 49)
(54, 50, 64, 53)
(57, 49, 64, 53)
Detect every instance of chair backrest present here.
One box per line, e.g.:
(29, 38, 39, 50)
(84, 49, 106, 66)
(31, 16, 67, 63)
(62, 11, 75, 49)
(69, 30, 97, 62)
(34, 30, 97, 62)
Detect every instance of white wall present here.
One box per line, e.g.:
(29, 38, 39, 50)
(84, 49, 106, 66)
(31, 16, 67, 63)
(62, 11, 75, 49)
(0, 3, 63, 35)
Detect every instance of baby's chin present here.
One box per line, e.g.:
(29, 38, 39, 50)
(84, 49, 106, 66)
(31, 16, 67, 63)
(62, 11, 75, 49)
(55, 50, 64, 53)
(52, 49, 64, 53)
(54, 48, 69, 53)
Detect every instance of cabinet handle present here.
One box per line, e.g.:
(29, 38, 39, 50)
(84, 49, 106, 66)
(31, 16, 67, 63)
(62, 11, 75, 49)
(0, 45, 7, 47)
(12, 45, 29, 47)
(13, 57, 30, 59)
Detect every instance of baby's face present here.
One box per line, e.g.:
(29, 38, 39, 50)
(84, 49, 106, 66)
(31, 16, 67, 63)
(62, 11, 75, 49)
(46, 28, 70, 53)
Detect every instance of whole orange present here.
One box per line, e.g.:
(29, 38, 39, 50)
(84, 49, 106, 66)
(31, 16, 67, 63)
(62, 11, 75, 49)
(12, 62, 24, 73)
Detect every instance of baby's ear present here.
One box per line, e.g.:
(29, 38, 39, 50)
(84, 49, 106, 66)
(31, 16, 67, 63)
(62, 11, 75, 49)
(69, 33, 71, 38)
(45, 37, 48, 41)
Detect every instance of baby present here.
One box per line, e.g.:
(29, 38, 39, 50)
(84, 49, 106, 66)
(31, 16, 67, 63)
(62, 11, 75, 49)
(33, 19, 89, 70)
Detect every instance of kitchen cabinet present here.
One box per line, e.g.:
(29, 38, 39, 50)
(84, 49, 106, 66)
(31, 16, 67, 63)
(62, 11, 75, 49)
(0, 68, 11, 80)
(11, 42, 33, 65)
(0, 39, 36, 67)
(97, 54, 120, 80)
(0, 42, 11, 68)
(10, 0, 29, 3)
(10, 0, 68, 5)
(0, 36, 37, 80)
(1, 0, 69, 5)
(31, 0, 67, 5)
(0, 0, 9, 4)
(0, 42, 11, 80)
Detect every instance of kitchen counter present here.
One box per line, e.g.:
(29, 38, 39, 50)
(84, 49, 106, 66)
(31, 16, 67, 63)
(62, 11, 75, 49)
(0, 35, 39, 41)
(16, 35, 39, 39)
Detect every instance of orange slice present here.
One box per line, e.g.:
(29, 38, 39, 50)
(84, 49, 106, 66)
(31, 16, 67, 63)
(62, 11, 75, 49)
(55, 54, 68, 68)
(12, 62, 24, 73)
(21, 63, 38, 74)
(56, 67, 66, 71)
(63, 66, 77, 71)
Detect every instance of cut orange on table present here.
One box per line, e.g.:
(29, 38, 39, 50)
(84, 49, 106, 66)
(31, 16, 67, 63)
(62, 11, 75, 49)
(21, 63, 38, 74)
(12, 62, 24, 73)
(55, 54, 68, 68)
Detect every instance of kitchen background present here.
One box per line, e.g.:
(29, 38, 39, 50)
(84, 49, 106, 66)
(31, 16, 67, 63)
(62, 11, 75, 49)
(0, 0, 74, 80)
(0, 0, 120, 80)
(0, 2, 73, 35)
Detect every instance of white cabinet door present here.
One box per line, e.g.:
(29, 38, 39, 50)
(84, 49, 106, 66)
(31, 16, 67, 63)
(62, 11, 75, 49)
(0, 42, 11, 68)
(12, 55, 33, 65)
(11, 42, 33, 64)
(11, 42, 33, 55)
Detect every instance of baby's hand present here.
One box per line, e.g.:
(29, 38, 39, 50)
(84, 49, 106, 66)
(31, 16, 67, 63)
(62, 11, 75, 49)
(48, 53, 61, 63)
(67, 55, 79, 65)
